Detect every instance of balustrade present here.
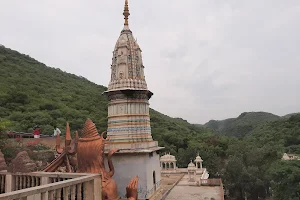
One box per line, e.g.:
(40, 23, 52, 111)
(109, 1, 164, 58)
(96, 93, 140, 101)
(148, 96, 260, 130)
(200, 178, 222, 186)
(0, 172, 102, 200)
(14, 175, 41, 191)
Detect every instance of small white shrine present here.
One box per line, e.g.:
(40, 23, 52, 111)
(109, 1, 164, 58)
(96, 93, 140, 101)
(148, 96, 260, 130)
(160, 153, 208, 176)
(187, 160, 197, 182)
(194, 154, 203, 169)
(160, 153, 177, 171)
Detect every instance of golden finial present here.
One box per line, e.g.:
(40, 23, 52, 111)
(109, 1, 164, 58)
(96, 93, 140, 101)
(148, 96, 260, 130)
(123, 0, 130, 26)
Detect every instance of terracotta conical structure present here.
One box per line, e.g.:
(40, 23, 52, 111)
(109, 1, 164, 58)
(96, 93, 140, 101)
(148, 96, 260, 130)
(82, 119, 100, 139)
(65, 122, 71, 146)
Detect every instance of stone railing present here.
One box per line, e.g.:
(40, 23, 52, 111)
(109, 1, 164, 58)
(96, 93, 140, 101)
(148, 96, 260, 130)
(161, 168, 206, 175)
(220, 180, 225, 200)
(0, 172, 102, 200)
(200, 178, 222, 186)
(0, 172, 91, 193)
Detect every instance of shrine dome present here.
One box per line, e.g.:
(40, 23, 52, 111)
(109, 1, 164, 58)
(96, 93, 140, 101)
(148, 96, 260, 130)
(188, 161, 196, 169)
(160, 153, 176, 162)
(195, 155, 203, 162)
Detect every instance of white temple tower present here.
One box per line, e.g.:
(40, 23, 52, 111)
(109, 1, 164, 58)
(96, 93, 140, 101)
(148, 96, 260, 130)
(103, 1, 164, 199)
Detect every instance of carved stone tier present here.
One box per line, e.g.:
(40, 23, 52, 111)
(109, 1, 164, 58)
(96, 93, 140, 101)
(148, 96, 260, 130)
(104, 90, 154, 144)
(107, 26, 147, 92)
(104, 141, 164, 153)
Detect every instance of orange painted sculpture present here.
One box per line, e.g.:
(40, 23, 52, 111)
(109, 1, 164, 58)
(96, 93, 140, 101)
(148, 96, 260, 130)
(43, 122, 78, 173)
(43, 119, 138, 200)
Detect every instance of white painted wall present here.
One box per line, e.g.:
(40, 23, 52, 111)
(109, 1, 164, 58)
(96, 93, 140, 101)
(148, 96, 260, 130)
(146, 152, 161, 196)
(104, 152, 161, 199)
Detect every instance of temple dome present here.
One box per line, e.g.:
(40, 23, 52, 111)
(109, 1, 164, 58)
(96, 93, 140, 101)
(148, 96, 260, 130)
(160, 153, 176, 162)
(188, 161, 196, 169)
(195, 155, 203, 162)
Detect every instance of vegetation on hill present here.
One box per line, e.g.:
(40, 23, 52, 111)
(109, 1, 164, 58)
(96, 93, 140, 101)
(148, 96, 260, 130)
(282, 112, 300, 119)
(267, 160, 300, 200)
(204, 112, 281, 138)
(0, 46, 109, 134)
(1, 46, 299, 200)
(248, 114, 300, 155)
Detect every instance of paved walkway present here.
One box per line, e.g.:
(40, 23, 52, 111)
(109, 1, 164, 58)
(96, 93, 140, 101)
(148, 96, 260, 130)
(165, 185, 222, 200)
(177, 174, 200, 186)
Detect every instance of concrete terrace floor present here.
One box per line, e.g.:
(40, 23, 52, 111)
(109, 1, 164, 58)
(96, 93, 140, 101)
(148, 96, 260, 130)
(160, 174, 183, 195)
(165, 185, 222, 200)
(177, 174, 201, 186)
(165, 175, 223, 200)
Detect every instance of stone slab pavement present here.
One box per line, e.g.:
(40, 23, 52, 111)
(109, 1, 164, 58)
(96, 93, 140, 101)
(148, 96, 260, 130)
(165, 185, 222, 200)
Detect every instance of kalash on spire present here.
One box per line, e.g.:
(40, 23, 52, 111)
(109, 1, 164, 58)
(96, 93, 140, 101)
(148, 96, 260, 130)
(123, 0, 130, 27)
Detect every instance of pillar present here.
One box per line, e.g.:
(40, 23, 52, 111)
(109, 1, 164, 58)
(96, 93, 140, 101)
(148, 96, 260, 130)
(83, 177, 102, 200)
(200, 162, 203, 169)
(173, 162, 176, 170)
(27, 194, 42, 200)
(41, 177, 50, 185)
(5, 174, 15, 192)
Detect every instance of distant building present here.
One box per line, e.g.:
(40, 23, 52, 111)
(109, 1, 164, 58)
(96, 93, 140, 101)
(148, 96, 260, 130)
(160, 154, 224, 200)
(160, 153, 209, 181)
(282, 153, 300, 160)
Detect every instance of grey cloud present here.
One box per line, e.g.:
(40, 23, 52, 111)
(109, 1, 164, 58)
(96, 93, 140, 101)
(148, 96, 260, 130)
(0, 0, 300, 123)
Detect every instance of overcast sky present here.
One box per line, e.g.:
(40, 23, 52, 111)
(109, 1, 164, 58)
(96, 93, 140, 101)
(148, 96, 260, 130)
(1, 0, 300, 124)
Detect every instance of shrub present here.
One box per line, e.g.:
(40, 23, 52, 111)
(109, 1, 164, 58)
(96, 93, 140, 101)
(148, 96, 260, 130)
(26, 140, 50, 151)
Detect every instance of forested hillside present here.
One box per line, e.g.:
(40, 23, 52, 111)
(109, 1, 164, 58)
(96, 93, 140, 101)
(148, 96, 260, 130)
(204, 112, 281, 138)
(0, 46, 108, 134)
(1, 46, 299, 200)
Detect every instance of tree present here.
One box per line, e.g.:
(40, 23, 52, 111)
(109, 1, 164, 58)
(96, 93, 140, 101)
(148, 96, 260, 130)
(268, 161, 300, 200)
(0, 119, 13, 149)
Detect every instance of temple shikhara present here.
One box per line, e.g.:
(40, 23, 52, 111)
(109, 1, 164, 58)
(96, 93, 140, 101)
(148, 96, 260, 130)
(104, 0, 155, 145)
(102, 0, 164, 199)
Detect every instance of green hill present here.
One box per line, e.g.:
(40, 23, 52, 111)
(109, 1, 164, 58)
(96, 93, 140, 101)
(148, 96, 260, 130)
(204, 112, 281, 138)
(202, 118, 235, 131)
(247, 114, 300, 154)
(281, 112, 300, 119)
(0, 46, 108, 134)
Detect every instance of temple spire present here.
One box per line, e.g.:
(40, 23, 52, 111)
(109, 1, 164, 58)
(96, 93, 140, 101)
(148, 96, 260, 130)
(123, 0, 130, 26)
